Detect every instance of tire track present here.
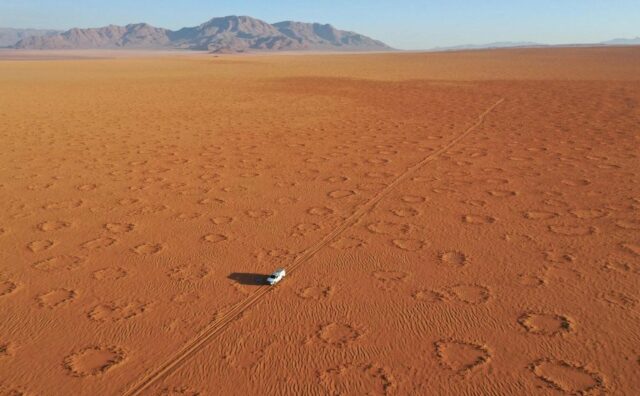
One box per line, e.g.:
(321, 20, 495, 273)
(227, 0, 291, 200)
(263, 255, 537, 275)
(287, 97, 504, 275)
(122, 97, 504, 396)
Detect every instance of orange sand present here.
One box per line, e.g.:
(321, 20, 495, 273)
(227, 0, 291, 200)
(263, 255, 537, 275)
(0, 47, 639, 395)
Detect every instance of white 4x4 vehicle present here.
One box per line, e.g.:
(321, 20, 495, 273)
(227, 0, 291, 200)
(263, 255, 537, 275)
(266, 268, 286, 285)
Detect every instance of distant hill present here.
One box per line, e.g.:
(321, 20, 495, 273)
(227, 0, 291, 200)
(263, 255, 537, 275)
(0, 28, 59, 47)
(601, 37, 640, 45)
(273, 21, 390, 51)
(432, 41, 544, 51)
(15, 24, 173, 50)
(432, 38, 640, 52)
(12, 15, 392, 52)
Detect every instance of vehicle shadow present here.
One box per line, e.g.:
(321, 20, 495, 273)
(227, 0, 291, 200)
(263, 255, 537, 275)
(228, 272, 266, 286)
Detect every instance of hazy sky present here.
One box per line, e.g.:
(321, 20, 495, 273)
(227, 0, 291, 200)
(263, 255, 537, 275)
(0, 0, 638, 49)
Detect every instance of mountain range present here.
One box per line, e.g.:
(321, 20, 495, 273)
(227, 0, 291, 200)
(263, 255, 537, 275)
(2, 18, 638, 53)
(7, 16, 392, 52)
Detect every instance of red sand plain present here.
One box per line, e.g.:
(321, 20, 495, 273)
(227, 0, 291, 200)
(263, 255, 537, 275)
(0, 47, 639, 395)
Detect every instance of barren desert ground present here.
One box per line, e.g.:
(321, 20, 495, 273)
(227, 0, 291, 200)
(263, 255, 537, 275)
(0, 47, 639, 395)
